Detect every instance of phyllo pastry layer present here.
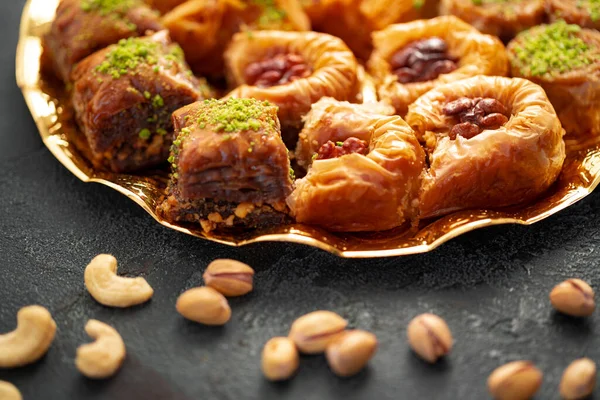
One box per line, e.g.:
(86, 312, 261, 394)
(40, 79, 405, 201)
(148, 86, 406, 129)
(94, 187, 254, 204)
(406, 76, 566, 219)
(546, 0, 600, 31)
(439, 0, 545, 42)
(71, 31, 210, 172)
(44, 0, 162, 82)
(162, 0, 310, 77)
(368, 16, 508, 116)
(224, 30, 358, 147)
(301, 0, 437, 60)
(287, 99, 425, 232)
(158, 98, 293, 232)
(507, 21, 600, 138)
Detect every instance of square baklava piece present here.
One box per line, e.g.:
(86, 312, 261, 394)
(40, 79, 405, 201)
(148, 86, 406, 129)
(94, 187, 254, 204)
(71, 31, 212, 172)
(158, 98, 293, 232)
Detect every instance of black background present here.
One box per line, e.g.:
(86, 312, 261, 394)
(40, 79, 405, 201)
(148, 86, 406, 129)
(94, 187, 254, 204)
(2, 1, 600, 399)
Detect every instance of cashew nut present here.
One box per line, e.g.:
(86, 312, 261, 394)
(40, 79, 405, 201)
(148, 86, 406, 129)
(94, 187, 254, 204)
(0, 381, 22, 400)
(0, 305, 57, 368)
(84, 254, 154, 308)
(76, 319, 126, 379)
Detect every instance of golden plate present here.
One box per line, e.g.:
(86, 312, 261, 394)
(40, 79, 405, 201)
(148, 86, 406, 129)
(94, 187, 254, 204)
(16, 0, 600, 258)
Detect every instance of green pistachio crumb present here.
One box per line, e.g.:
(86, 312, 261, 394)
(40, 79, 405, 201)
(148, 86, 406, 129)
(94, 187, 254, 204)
(143, 91, 151, 99)
(96, 37, 160, 79)
(152, 94, 164, 108)
(80, 0, 139, 16)
(289, 167, 295, 180)
(336, 141, 344, 146)
(139, 128, 151, 139)
(156, 128, 167, 136)
(252, 0, 287, 29)
(510, 20, 597, 77)
(413, 0, 424, 8)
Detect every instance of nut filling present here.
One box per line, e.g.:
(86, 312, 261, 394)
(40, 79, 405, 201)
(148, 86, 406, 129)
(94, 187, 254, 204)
(443, 97, 510, 140)
(389, 37, 458, 84)
(316, 138, 369, 160)
(245, 53, 312, 88)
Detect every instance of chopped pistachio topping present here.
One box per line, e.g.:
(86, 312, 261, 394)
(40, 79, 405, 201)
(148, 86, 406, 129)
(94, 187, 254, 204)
(576, 0, 600, 22)
(96, 38, 185, 79)
(193, 98, 277, 134)
(251, 0, 287, 28)
(510, 21, 596, 77)
(152, 94, 164, 108)
(139, 128, 151, 139)
(80, 0, 139, 16)
(413, 0, 425, 8)
(335, 141, 344, 146)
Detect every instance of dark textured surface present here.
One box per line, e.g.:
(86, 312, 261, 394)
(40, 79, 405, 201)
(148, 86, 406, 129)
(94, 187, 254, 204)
(2, 2, 600, 399)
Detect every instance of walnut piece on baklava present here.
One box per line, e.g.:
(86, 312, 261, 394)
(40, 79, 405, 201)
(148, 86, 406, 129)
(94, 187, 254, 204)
(294, 97, 395, 169)
(507, 21, 600, 138)
(224, 30, 358, 147)
(162, 0, 310, 77)
(368, 16, 508, 116)
(439, 0, 545, 42)
(546, 0, 600, 31)
(405, 76, 566, 219)
(44, 0, 162, 82)
(157, 98, 293, 232)
(71, 31, 212, 172)
(287, 99, 425, 232)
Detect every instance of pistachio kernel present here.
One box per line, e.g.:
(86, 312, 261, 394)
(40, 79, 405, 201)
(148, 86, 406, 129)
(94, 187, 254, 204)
(203, 259, 255, 297)
(176, 287, 231, 326)
(550, 278, 595, 317)
(288, 311, 348, 354)
(407, 313, 453, 363)
(261, 337, 300, 381)
(325, 330, 378, 377)
(560, 358, 597, 400)
(488, 361, 543, 400)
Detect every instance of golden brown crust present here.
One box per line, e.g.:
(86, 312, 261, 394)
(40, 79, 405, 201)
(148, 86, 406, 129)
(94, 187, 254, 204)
(439, 0, 545, 41)
(406, 76, 566, 219)
(294, 97, 395, 169)
(224, 30, 358, 143)
(162, 0, 309, 77)
(368, 16, 509, 116)
(546, 0, 600, 30)
(507, 28, 600, 137)
(287, 101, 425, 232)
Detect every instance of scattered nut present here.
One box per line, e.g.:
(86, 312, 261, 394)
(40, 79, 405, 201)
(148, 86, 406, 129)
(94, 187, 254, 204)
(560, 358, 596, 400)
(406, 313, 452, 363)
(288, 311, 347, 354)
(176, 287, 231, 325)
(488, 360, 543, 400)
(203, 259, 255, 297)
(0, 305, 57, 368)
(550, 279, 595, 317)
(0, 381, 22, 400)
(84, 254, 154, 308)
(325, 330, 378, 377)
(76, 320, 126, 379)
(261, 337, 300, 381)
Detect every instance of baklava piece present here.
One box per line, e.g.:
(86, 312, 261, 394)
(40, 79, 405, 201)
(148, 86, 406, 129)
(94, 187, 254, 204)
(507, 21, 600, 137)
(405, 76, 566, 219)
(287, 99, 425, 232)
(162, 0, 309, 77)
(439, 0, 545, 42)
(157, 98, 293, 232)
(368, 16, 508, 116)
(71, 31, 212, 172)
(224, 30, 358, 147)
(294, 97, 395, 169)
(546, 0, 600, 30)
(44, 0, 162, 82)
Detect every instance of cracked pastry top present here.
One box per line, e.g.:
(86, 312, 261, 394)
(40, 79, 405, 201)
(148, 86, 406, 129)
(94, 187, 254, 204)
(157, 98, 293, 232)
(507, 21, 600, 138)
(439, 0, 545, 42)
(71, 31, 212, 172)
(161, 0, 310, 77)
(546, 0, 600, 31)
(287, 98, 425, 232)
(223, 30, 359, 147)
(301, 0, 436, 60)
(368, 16, 508, 116)
(406, 76, 566, 219)
(44, 0, 162, 82)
